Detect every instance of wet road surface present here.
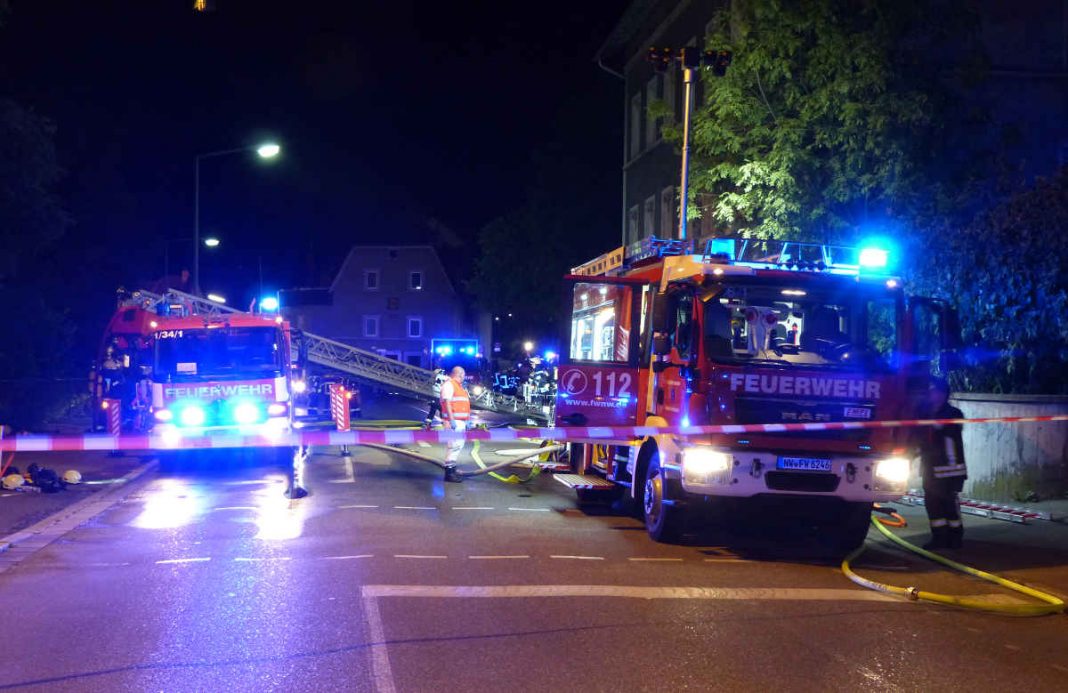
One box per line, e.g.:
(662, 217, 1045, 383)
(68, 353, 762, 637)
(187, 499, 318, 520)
(0, 442, 1066, 692)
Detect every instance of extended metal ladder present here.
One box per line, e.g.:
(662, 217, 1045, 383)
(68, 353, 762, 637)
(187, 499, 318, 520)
(120, 288, 550, 421)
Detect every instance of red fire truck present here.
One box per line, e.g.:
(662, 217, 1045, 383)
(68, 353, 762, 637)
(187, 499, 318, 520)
(93, 292, 300, 442)
(556, 237, 960, 550)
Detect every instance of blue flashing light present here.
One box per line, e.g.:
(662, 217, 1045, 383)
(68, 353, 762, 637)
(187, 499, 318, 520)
(260, 296, 280, 312)
(681, 416, 691, 428)
(544, 350, 558, 362)
(858, 247, 889, 268)
(707, 238, 736, 260)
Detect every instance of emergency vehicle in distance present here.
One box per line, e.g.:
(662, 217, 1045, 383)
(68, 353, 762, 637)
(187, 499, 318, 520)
(93, 291, 301, 443)
(555, 236, 961, 550)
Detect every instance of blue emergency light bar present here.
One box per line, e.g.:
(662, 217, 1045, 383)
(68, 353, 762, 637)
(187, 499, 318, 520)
(432, 338, 479, 358)
(700, 237, 895, 276)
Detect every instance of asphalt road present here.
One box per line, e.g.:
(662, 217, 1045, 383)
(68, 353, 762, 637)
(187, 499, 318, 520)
(0, 440, 1066, 692)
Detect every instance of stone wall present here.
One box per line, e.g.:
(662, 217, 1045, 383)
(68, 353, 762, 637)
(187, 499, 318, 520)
(950, 393, 1068, 502)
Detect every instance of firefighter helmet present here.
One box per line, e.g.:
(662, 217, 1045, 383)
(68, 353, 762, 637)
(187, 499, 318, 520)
(2, 474, 25, 490)
(62, 470, 83, 485)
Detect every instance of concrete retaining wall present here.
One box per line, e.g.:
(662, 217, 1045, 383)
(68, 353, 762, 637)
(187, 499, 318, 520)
(950, 393, 1068, 502)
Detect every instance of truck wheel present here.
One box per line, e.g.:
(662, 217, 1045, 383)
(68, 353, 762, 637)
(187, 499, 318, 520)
(829, 502, 873, 555)
(642, 456, 685, 543)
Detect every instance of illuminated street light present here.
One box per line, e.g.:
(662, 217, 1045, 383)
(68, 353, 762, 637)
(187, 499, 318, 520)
(206, 293, 226, 304)
(194, 140, 283, 295)
(203, 236, 220, 248)
(523, 341, 534, 353)
(256, 143, 281, 159)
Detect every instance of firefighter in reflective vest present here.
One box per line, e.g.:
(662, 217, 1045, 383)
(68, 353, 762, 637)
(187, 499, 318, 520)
(440, 366, 470, 483)
(919, 378, 968, 549)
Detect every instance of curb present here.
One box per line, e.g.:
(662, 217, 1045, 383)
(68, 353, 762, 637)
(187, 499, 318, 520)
(0, 458, 158, 572)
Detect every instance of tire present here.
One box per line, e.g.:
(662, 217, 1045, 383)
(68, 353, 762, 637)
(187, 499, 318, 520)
(827, 502, 873, 555)
(642, 454, 685, 543)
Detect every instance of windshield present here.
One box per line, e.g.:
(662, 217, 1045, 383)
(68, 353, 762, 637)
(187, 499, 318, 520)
(702, 282, 898, 371)
(155, 327, 283, 380)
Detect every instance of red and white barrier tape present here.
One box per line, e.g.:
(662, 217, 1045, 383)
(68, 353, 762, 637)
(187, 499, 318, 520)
(1, 414, 1066, 453)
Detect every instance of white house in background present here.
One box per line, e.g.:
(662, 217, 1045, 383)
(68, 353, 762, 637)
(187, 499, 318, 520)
(281, 245, 471, 368)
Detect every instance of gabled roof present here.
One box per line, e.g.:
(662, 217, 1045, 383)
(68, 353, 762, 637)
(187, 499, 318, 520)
(328, 245, 457, 296)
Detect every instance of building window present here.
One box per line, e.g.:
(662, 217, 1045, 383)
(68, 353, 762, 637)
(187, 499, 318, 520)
(407, 316, 423, 338)
(363, 315, 379, 337)
(409, 271, 423, 291)
(660, 186, 675, 238)
(645, 75, 661, 146)
(629, 92, 642, 159)
(364, 269, 379, 291)
(627, 205, 640, 244)
(643, 195, 656, 237)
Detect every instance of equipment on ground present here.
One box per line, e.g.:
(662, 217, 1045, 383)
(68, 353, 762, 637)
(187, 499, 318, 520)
(3, 474, 25, 490)
(554, 235, 963, 549)
(62, 470, 82, 485)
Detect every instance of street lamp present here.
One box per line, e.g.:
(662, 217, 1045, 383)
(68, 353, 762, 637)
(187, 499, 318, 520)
(523, 341, 534, 353)
(206, 293, 227, 304)
(164, 236, 220, 283)
(194, 141, 281, 295)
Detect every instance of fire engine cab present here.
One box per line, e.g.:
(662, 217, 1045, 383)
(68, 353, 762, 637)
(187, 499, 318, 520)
(94, 292, 300, 442)
(556, 236, 960, 550)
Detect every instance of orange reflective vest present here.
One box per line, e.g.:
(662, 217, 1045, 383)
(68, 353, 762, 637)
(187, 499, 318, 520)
(440, 377, 471, 421)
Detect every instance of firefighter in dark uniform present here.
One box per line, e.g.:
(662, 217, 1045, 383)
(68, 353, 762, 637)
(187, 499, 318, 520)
(918, 378, 968, 549)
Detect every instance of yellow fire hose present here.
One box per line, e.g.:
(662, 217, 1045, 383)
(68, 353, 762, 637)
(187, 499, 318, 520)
(842, 511, 1066, 616)
(471, 440, 543, 484)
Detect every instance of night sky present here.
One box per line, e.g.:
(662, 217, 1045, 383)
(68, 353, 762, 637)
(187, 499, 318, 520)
(0, 0, 625, 304)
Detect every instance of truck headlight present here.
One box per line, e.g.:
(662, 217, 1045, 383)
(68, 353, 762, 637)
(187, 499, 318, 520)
(292, 380, 307, 394)
(874, 457, 910, 484)
(179, 405, 206, 427)
(233, 401, 261, 425)
(681, 447, 732, 486)
(267, 403, 287, 417)
(154, 409, 173, 422)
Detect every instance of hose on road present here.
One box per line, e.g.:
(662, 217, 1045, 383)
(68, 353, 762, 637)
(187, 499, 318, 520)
(355, 441, 565, 479)
(842, 512, 1066, 616)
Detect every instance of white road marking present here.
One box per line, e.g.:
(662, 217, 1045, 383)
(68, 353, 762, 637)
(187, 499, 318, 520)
(156, 557, 211, 565)
(361, 585, 900, 602)
(468, 555, 530, 560)
(234, 556, 292, 562)
(416, 441, 431, 449)
(494, 448, 544, 456)
(628, 557, 684, 562)
(550, 555, 604, 561)
(451, 506, 494, 510)
(213, 506, 257, 511)
(84, 562, 131, 567)
(329, 456, 356, 484)
(323, 554, 374, 561)
(363, 594, 397, 693)
(703, 557, 754, 564)
(508, 507, 551, 512)
(223, 479, 274, 486)
(340, 504, 379, 509)
(394, 506, 436, 510)
(394, 554, 448, 559)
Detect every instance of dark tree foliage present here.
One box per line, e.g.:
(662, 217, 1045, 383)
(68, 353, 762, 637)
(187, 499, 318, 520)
(470, 145, 616, 344)
(678, 0, 986, 240)
(0, 99, 75, 429)
(912, 169, 1068, 394)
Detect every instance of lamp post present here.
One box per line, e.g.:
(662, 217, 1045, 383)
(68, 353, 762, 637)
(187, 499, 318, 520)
(193, 142, 280, 295)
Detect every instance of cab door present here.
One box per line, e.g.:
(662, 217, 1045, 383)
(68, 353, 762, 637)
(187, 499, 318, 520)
(556, 277, 648, 427)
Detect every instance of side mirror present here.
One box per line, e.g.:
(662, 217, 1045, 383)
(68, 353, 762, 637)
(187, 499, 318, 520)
(652, 334, 672, 356)
(651, 293, 670, 333)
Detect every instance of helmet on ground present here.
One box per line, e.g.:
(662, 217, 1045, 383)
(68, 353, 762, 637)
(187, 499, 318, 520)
(2, 474, 25, 490)
(62, 470, 83, 485)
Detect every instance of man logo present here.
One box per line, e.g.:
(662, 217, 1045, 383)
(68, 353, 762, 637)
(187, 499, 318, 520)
(561, 369, 588, 396)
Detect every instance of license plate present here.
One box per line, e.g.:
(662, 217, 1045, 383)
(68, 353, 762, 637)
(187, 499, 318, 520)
(777, 456, 832, 472)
